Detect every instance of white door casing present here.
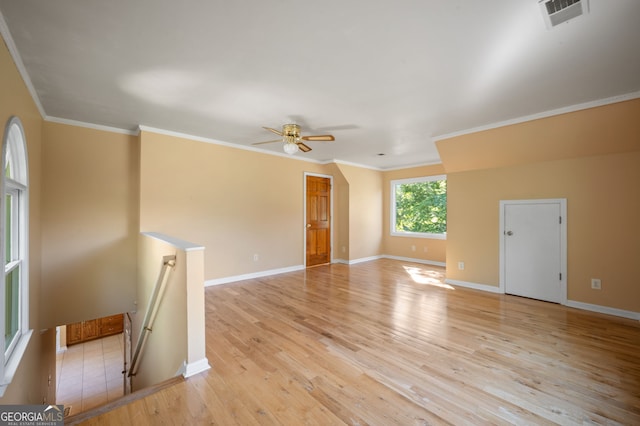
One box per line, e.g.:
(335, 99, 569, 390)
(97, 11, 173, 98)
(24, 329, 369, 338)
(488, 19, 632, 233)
(499, 199, 567, 304)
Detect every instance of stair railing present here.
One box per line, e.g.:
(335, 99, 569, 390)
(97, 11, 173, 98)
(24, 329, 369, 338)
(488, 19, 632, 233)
(128, 254, 176, 377)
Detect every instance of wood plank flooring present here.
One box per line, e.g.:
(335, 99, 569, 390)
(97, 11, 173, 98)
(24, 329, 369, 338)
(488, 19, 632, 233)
(80, 259, 640, 425)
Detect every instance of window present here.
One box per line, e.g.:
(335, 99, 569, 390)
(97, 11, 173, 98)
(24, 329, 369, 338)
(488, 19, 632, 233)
(390, 175, 447, 239)
(1, 117, 30, 391)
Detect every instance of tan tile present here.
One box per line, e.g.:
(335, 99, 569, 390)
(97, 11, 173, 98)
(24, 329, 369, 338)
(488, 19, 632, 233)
(103, 352, 122, 364)
(60, 367, 83, 382)
(102, 334, 122, 346)
(106, 381, 124, 401)
(83, 359, 105, 371)
(62, 352, 84, 364)
(58, 374, 84, 389)
(57, 387, 80, 400)
(84, 339, 102, 349)
(106, 379, 122, 391)
(65, 344, 84, 354)
(87, 352, 105, 361)
(106, 345, 122, 356)
(82, 350, 102, 361)
(105, 362, 122, 373)
(61, 355, 84, 366)
(82, 371, 105, 385)
(82, 380, 107, 397)
(83, 358, 105, 369)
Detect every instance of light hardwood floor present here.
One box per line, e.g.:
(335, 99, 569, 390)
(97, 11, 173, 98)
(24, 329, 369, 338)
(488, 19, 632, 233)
(78, 259, 640, 425)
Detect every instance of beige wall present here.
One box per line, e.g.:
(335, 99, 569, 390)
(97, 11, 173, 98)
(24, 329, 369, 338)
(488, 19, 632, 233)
(440, 100, 640, 312)
(132, 233, 208, 389)
(335, 163, 384, 260)
(41, 122, 138, 327)
(323, 163, 349, 261)
(132, 233, 188, 390)
(0, 34, 54, 403)
(437, 99, 640, 173)
(382, 164, 447, 264)
(139, 130, 330, 279)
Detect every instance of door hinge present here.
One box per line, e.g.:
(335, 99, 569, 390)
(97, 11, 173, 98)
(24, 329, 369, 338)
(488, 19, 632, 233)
(559, 272, 562, 280)
(559, 216, 562, 224)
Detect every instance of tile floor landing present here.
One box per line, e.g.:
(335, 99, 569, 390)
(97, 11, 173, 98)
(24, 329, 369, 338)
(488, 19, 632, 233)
(56, 333, 125, 416)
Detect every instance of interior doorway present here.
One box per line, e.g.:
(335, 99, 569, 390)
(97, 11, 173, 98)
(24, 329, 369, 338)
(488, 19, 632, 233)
(305, 174, 332, 267)
(500, 199, 567, 304)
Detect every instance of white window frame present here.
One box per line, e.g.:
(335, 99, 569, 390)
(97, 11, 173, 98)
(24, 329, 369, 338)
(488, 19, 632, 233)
(0, 117, 31, 396)
(390, 175, 447, 240)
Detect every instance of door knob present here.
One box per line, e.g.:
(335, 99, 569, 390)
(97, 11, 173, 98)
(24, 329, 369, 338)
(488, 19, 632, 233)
(306, 224, 311, 228)
(506, 230, 513, 236)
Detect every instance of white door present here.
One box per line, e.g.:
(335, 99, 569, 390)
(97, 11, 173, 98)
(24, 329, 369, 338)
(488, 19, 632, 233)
(502, 200, 565, 303)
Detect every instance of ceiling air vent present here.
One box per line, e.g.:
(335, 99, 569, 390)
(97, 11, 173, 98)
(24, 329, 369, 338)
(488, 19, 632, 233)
(539, 0, 589, 29)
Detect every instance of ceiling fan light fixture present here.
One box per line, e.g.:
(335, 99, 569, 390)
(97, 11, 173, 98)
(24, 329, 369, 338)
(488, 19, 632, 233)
(283, 142, 299, 154)
(252, 122, 334, 154)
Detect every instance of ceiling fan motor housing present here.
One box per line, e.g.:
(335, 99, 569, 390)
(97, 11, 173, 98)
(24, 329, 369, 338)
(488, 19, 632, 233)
(283, 123, 301, 139)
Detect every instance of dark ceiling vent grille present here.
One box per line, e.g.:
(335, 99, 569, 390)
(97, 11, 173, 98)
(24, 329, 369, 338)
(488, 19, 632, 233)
(540, 0, 589, 29)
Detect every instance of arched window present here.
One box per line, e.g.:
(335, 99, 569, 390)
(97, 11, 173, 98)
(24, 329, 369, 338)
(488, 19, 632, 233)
(1, 116, 29, 387)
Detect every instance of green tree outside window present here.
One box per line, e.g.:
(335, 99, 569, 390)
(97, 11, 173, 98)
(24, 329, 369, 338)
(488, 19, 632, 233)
(391, 176, 446, 238)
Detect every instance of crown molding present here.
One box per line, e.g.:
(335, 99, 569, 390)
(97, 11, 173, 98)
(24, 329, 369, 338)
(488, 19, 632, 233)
(46, 116, 137, 135)
(433, 91, 640, 142)
(137, 125, 327, 165)
(0, 11, 46, 118)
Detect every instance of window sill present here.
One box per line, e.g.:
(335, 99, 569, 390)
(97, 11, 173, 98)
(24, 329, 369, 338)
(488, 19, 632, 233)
(0, 329, 34, 398)
(390, 232, 447, 240)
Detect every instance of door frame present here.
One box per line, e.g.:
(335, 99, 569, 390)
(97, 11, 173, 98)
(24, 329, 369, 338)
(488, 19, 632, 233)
(499, 198, 567, 304)
(303, 172, 333, 267)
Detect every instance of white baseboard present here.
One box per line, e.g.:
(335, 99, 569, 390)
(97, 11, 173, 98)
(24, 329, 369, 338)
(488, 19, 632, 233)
(333, 256, 382, 265)
(202, 260, 640, 322)
(445, 279, 503, 294)
(183, 358, 212, 378)
(207, 256, 445, 281)
(382, 255, 446, 268)
(445, 280, 639, 320)
(205, 265, 304, 286)
(334, 254, 446, 267)
(565, 300, 640, 321)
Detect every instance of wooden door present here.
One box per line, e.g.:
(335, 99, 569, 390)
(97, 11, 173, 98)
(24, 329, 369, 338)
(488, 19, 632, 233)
(306, 175, 331, 267)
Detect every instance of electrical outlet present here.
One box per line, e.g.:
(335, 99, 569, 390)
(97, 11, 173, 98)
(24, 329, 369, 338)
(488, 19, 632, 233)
(253, 254, 259, 262)
(458, 261, 465, 270)
(423, 246, 428, 253)
(591, 278, 601, 290)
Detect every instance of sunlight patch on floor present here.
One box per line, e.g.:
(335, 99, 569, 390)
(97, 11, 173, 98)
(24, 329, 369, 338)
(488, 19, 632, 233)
(403, 265, 454, 290)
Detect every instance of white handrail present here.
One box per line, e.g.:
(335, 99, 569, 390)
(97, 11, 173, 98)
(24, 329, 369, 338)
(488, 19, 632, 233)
(128, 254, 176, 377)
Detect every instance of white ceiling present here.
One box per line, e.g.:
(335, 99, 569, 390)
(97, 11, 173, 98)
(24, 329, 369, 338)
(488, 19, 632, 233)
(1, 0, 639, 169)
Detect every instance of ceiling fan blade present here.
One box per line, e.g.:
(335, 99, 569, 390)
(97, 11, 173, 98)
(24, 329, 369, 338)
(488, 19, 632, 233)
(263, 127, 283, 136)
(252, 139, 282, 146)
(297, 142, 312, 152)
(301, 135, 335, 142)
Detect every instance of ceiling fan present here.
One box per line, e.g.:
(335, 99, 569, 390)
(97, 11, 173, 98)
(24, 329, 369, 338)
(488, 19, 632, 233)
(252, 124, 335, 154)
